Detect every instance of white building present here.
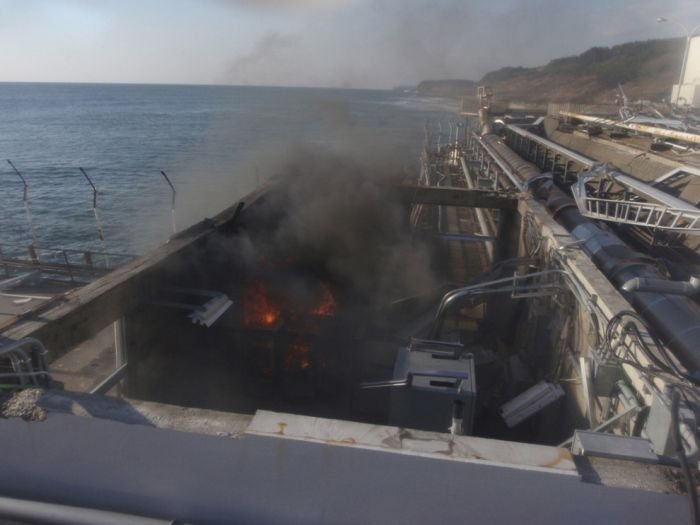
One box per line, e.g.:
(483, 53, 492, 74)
(672, 35, 700, 106)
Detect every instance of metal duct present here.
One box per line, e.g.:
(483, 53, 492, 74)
(621, 277, 700, 296)
(479, 133, 700, 374)
(546, 188, 700, 373)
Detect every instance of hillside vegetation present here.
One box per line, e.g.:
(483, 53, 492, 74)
(415, 38, 684, 103)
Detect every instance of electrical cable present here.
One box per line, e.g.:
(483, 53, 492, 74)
(625, 321, 685, 377)
(604, 310, 700, 386)
(672, 387, 700, 525)
(523, 212, 542, 257)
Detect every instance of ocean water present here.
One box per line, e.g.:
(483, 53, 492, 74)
(0, 83, 458, 261)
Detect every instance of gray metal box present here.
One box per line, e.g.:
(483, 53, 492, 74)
(590, 351, 621, 398)
(645, 391, 695, 457)
(571, 431, 658, 462)
(389, 346, 476, 435)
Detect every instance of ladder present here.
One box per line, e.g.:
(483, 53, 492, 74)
(571, 165, 700, 235)
(574, 195, 700, 233)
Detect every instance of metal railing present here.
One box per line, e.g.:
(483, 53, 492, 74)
(503, 124, 700, 234)
(466, 131, 525, 191)
(0, 242, 136, 280)
(428, 268, 585, 339)
(570, 165, 700, 234)
(0, 337, 51, 388)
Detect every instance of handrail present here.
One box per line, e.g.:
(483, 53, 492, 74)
(0, 337, 51, 387)
(429, 269, 584, 339)
(0, 242, 137, 260)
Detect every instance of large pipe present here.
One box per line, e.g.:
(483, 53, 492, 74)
(622, 276, 700, 296)
(460, 157, 494, 260)
(481, 132, 700, 374)
(546, 188, 700, 373)
(481, 134, 541, 185)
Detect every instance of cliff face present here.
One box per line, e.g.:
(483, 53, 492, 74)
(413, 38, 684, 103)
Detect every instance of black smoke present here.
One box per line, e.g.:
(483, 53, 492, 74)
(227, 147, 437, 306)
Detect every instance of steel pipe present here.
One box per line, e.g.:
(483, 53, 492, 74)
(621, 277, 700, 296)
(546, 187, 700, 373)
(480, 134, 540, 187)
(478, 132, 700, 374)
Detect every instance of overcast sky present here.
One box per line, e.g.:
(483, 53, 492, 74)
(0, 0, 699, 88)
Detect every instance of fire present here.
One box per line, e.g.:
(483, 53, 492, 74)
(312, 282, 336, 317)
(285, 341, 311, 371)
(243, 277, 336, 331)
(243, 279, 281, 329)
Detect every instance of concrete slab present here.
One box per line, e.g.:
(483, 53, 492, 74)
(0, 280, 74, 329)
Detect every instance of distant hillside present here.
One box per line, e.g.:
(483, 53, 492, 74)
(413, 38, 685, 103)
(414, 79, 476, 97)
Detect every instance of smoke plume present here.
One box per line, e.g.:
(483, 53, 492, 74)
(229, 147, 437, 306)
(213, 0, 356, 9)
(226, 32, 298, 84)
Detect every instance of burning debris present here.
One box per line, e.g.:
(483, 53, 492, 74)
(243, 278, 282, 329)
(311, 282, 336, 317)
(240, 271, 337, 390)
(242, 275, 338, 330)
(285, 341, 311, 371)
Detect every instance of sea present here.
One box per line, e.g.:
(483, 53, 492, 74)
(0, 83, 459, 263)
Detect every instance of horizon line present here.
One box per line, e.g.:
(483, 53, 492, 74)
(0, 80, 397, 92)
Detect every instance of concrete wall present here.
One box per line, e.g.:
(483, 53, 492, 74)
(683, 35, 700, 85)
(672, 83, 700, 106)
(671, 36, 700, 106)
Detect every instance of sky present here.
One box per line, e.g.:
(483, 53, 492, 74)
(0, 0, 699, 89)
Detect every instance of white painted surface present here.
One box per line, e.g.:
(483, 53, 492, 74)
(683, 36, 700, 85)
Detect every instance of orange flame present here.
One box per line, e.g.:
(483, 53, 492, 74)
(312, 282, 336, 317)
(285, 341, 311, 371)
(243, 279, 281, 329)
